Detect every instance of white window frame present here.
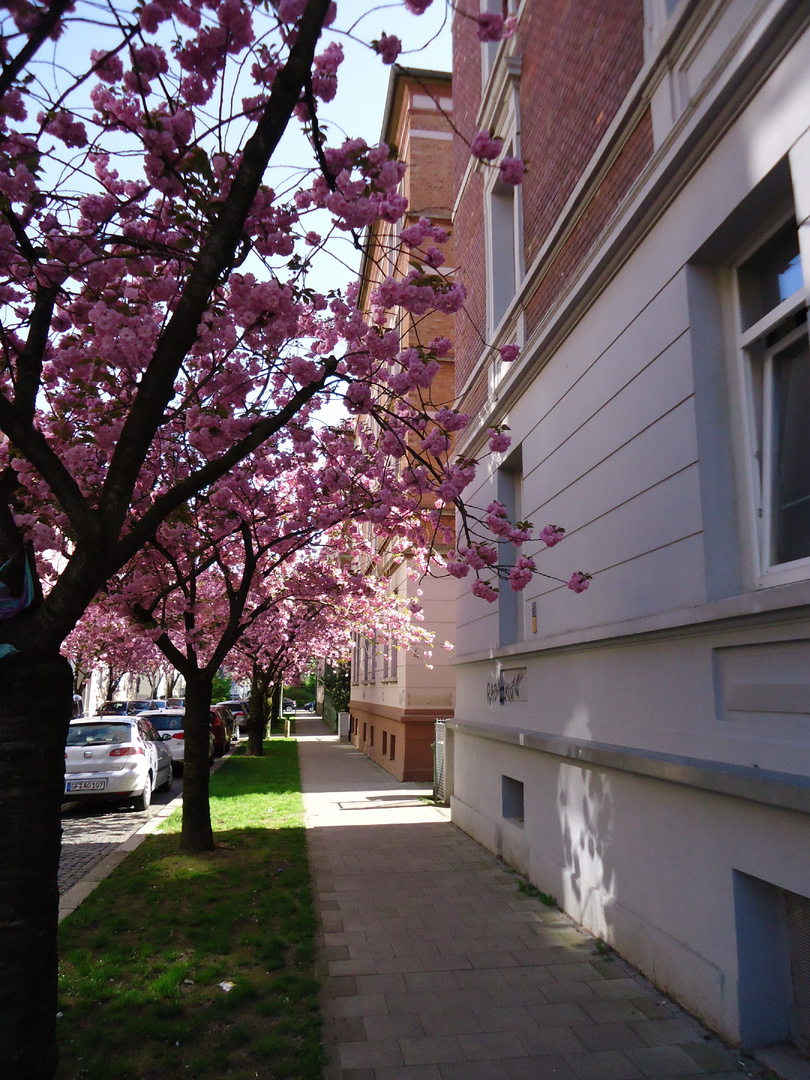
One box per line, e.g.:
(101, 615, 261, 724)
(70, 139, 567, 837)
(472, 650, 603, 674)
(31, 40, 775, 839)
(485, 172, 520, 337)
(483, 111, 523, 341)
(734, 216, 809, 588)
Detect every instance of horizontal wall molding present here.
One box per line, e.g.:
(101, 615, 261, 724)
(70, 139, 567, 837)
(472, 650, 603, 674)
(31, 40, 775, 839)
(350, 702, 453, 724)
(455, 584, 810, 666)
(450, 718, 810, 815)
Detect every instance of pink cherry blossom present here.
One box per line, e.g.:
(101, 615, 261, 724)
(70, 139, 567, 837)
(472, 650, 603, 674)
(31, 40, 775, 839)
(499, 343, 520, 362)
(539, 525, 565, 547)
(487, 427, 511, 453)
(508, 554, 536, 592)
(470, 131, 503, 161)
(374, 33, 402, 65)
(476, 13, 518, 42)
(472, 579, 499, 603)
(567, 571, 592, 593)
(498, 156, 525, 185)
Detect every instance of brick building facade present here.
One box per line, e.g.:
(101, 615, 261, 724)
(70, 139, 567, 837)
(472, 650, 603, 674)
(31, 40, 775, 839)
(349, 67, 456, 782)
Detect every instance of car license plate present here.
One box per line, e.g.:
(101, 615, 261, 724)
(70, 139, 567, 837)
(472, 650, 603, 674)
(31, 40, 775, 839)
(65, 780, 107, 792)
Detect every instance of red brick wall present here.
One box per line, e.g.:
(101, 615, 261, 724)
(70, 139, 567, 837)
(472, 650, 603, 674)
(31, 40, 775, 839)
(454, 169, 487, 390)
(518, 1, 645, 269)
(452, 0, 483, 199)
(452, 1, 648, 401)
(525, 106, 653, 338)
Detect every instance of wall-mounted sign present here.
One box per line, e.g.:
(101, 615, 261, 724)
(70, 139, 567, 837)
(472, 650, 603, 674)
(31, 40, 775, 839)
(486, 667, 527, 705)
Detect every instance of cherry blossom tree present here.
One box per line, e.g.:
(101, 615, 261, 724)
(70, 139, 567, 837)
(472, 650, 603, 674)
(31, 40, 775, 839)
(0, 1, 552, 1072)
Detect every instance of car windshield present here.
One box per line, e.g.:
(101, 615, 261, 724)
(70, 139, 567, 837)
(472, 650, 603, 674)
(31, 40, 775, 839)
(149, 714, 184, 731)
(67, 723, 132, 746)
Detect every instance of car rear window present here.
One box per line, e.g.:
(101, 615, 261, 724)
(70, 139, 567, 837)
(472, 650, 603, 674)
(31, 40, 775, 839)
(149, 714, 184, 731)
(67, 723, 132, 746)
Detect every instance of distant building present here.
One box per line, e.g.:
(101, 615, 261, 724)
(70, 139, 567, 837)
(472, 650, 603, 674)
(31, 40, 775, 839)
(349, 67, 456, 781)
(448, 0, 810, 1059)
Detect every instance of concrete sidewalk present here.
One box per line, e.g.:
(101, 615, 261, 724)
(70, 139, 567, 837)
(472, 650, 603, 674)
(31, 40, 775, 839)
(297, 718, 747, 1080)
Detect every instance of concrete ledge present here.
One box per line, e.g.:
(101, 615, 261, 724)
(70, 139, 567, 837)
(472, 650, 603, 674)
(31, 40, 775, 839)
(449, 719, 810, 815)
(755, 1044, 810, 1080)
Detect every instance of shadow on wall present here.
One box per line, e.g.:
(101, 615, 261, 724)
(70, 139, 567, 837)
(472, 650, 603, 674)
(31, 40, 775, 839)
(557, 705, 616, 939)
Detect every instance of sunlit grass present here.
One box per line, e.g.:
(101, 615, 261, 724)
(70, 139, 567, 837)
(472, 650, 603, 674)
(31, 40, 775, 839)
(57, 741, 323, 1080)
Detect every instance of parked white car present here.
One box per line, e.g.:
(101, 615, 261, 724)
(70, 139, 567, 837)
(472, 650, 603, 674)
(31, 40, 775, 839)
(64, 715, 173, 811)
(138, 708, 214, 772)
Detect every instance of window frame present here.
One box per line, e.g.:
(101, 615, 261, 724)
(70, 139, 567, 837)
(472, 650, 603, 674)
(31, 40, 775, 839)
(733, 215, 809, 587)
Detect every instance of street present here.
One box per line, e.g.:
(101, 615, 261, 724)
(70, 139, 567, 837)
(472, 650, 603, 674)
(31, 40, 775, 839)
(59, 777, 181, 896)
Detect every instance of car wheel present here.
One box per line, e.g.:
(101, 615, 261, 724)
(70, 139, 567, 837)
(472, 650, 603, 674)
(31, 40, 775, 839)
(133, 773, 153, 812)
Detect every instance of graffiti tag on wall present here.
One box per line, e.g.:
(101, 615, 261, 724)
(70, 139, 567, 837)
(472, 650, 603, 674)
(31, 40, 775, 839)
(486, 667, 527, 705)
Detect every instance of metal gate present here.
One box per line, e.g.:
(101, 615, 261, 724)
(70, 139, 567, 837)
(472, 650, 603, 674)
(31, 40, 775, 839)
(433, 720, 446, 804)
(786, 889, 810, 1054)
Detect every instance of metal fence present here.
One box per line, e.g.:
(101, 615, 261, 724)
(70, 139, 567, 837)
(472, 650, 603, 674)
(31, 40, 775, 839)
(433, 719, 447, 804)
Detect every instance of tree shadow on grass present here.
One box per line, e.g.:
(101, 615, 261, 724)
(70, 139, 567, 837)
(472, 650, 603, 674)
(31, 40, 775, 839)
(57, 822, 321, 1080)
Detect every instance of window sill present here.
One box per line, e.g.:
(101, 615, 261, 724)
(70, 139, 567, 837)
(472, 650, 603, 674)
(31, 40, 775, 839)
(757, 555, 810, 590)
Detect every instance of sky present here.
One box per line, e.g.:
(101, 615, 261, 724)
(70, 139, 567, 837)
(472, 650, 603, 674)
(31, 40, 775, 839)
(272, 1, 453, 425)
(271, 1, 453, 293)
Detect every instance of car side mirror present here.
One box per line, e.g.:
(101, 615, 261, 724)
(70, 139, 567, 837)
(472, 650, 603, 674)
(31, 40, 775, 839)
(160, 732, 172, 740)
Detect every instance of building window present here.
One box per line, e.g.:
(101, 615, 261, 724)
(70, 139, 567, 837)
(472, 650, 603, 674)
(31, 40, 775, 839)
(369, 725, 374, 748)
(480, 0, 514, 85)
(351, 634, 360, 684)
(733, 871, 810, 1054)
(363, 722, 367, 743)
(487, 174, 519, 335)
(362, 636, 378, 682)
(736, 216, 809, 580)
(502, 775, 524, 825)
(389, 734, 396, 760)
(382, 730, 387, 756)
(643, 0, 681, 56)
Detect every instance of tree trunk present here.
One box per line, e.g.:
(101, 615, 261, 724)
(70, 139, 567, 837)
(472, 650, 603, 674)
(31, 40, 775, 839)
(246, 664, 265, 756)
(180, 672, 215, 852)
(0, 650, 72, 1080)
(271, 681, 281, 729)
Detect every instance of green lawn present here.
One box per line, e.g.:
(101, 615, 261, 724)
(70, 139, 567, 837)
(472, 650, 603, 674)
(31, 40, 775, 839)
(57, 741, 323, 1080)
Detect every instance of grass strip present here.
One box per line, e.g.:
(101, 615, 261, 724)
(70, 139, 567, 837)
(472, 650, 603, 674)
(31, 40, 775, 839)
(57, 741, 323, 1080)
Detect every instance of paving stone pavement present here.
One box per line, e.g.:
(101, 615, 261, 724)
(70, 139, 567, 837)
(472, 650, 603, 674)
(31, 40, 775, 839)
(59, 780, 182, 898)
(297, 718, 749, 1080)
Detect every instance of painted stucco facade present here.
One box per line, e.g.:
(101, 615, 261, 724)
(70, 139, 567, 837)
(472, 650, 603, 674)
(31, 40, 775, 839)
(450, 0, 810, 1055)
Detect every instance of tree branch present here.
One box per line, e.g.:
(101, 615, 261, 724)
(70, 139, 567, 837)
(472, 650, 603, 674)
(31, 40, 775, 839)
(100, 0, 333, 529)
(0, 0, 75, 101)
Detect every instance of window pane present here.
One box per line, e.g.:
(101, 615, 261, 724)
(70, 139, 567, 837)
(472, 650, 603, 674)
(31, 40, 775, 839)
(772, 333, 810, 565)
(738, 219, 802, 330)
(490, 181, 516, 330)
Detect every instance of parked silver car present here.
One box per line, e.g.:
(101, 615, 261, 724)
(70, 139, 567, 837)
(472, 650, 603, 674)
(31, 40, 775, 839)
(64, 715, 173, 811)
(139, 709, 214, 772)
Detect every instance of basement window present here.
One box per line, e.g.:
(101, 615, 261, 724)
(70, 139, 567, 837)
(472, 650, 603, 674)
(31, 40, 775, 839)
(502, 775, 524, 825)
